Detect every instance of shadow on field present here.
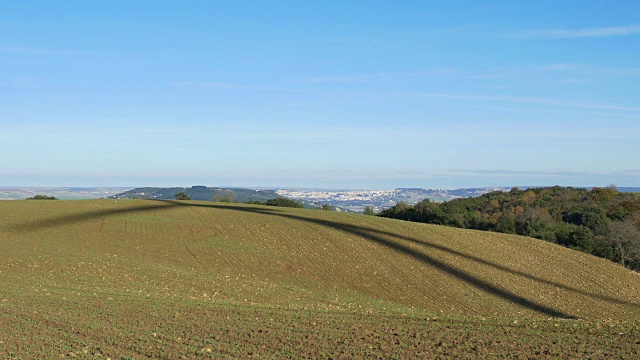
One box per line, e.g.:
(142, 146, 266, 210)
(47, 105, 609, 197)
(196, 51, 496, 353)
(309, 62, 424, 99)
(171, 202, 640, 319)
(7, 200, 638, 319)
(5, 202, 180, 232)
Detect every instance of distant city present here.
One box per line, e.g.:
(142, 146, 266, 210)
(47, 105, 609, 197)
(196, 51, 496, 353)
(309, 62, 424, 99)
(275, 187, 510, 212)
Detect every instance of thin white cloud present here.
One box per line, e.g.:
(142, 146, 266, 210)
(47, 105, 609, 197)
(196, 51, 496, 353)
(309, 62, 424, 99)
(7, 76, 39, 88)
(0, 45, 155, 59)
(170, 81, 290, 92)
(544, 63, 578, 71)
(303, 65, 587, 85)
(410, 92, 640, 112)
(303, 68, 458, 83)
(561, 79, 585, 84)
(0, 46, 47, 54)
(304, 75, 375, 83)
(504, 127, 640, 140)
(614, 170, 640, 177)
(449, 169, 615, 177)
(526, 25, 640, 38)
(491, 64, 639, 81)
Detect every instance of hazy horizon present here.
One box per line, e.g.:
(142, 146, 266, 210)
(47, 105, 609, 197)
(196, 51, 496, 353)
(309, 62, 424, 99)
(1, 184, 637, 193)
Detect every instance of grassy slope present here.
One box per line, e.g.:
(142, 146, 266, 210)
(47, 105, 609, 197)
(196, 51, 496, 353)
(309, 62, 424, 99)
(1, 200, 639, 357)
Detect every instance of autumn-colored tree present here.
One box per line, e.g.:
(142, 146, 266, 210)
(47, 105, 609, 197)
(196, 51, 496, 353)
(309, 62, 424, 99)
(523, 191, 536, 206)
(377, 186, 640, 271)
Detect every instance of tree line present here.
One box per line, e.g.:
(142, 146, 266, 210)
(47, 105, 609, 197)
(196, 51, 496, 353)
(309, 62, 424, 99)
(174, 191, 307, 209)
(26, 195, 58, 200)
(378, 186, 640, 271)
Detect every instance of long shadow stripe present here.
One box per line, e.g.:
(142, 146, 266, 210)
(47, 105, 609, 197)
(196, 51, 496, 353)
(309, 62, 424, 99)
(169, 202, 577, 318)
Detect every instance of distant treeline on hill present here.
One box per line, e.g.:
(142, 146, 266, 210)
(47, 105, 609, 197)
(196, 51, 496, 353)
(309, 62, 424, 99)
(112, 186, 311, 208)
(110, 186, 279, 203)
(247, 198, 305, 208)
(379, 186, 640, 271)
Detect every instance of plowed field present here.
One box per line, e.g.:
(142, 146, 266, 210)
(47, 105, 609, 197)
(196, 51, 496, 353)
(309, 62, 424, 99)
(1, 200, 639, 358)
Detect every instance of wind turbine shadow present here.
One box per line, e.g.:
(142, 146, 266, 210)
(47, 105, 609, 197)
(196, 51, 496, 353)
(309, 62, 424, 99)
(172, 201, 640, 319)
(6, 199, 639, 319)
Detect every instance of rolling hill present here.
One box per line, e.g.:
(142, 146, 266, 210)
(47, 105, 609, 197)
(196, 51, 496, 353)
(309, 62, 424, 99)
(1, 199, 639, 357)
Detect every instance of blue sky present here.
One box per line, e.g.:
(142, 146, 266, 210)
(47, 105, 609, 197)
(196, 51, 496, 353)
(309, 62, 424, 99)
(1, 1, 638, 189)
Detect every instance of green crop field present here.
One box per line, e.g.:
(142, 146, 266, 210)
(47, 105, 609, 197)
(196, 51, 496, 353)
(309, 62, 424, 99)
(1, 200, 639, 358)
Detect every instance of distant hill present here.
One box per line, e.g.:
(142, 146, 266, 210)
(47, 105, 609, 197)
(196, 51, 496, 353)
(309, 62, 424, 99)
(1, 199, 639, 357)
(109, 186, 279, 203)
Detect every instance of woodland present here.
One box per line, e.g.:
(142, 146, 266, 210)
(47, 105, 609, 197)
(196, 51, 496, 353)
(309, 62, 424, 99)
(379, 186, 640, 271)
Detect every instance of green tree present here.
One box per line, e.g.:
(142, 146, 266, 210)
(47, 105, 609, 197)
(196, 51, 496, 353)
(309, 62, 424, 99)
(496, 213, 517, 234)
(174, 192, 191, 200)
(378, 201, 412, 221)
(572, 226, 595, 254)
(413, 199, 443, 223)
(264, 198, 304, 208)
